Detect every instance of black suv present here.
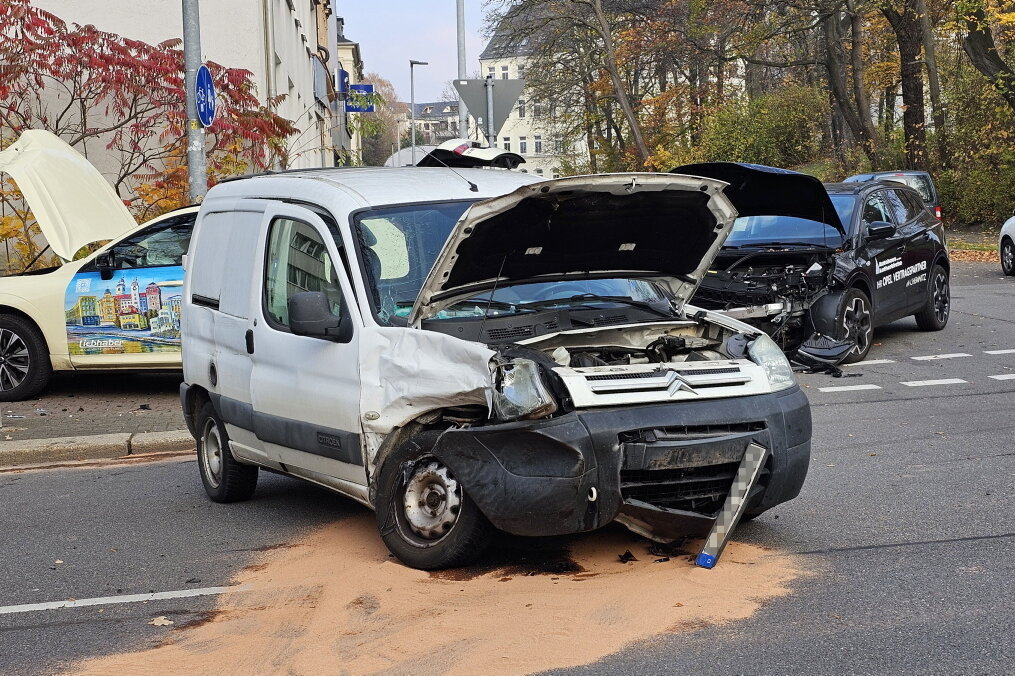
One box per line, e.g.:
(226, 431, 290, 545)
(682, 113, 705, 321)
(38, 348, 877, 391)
(675, 163, 950, 364)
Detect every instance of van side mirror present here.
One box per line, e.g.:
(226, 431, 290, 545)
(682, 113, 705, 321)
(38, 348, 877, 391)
(95, 250, 116, 280)
(867, 221, 896, 240)
(288, 291, 353, 343)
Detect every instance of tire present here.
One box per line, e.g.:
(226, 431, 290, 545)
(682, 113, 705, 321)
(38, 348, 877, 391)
(1002, 237, 1015, 276)
(0, 314, 52, 402)
(196, 401, 258, 502)
(836, 288, 874, 364)
(915, 263, 950, 331)
(375, 433, 492, 570)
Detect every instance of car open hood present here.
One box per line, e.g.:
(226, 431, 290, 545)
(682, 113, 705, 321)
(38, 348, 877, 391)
(671, 162, 845, 235)
(409, 173, 738, 324)
(0, 130, 138, 260)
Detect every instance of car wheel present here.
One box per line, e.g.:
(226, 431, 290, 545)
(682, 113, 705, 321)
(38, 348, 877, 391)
(915, 264, 950, 331)
(196, 401, 258, 502)
(375, 433, 492, 570)
(0, 315, 52, 402)
(838, 289, 873, 364)
(1002, 237, 1015, 276)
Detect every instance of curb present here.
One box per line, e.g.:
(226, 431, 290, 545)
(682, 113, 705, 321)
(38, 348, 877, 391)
(0, 430, 195, 469)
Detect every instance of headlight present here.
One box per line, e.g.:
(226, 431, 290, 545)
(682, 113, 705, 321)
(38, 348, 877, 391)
(491, 358, 558, 421)
(747, 334, 796, 392)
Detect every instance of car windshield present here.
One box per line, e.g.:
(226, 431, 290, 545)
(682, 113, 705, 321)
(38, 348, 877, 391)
(723, 213, 844, 248)
(877, 174, 933, 203)
(354, 201, 673, 323)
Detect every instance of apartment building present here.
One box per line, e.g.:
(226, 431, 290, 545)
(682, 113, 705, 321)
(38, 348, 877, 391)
(32, 0, 360, 168)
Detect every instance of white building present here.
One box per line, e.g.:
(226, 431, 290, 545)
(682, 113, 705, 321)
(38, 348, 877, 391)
(32, 0, 360, 169)
(478, 30, 577, 178)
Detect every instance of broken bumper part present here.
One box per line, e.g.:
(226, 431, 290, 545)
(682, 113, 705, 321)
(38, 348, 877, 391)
(429, 386, 811, 539)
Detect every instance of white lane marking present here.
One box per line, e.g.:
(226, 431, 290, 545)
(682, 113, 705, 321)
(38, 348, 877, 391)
(989, 374, 1015, 380)
(911, 353, 972, 361)
(818, 384, 883, 392)
(0, 585, 249, 616)
(984, 349, 1015, 355)
(900, 378, 968, 387)
(842, 359, 896, 367)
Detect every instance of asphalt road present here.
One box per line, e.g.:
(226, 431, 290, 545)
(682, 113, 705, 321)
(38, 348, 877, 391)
(1, 262, 1012, 675)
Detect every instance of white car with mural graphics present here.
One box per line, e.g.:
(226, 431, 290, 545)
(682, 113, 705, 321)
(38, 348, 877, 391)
(0, 131, 196, 401)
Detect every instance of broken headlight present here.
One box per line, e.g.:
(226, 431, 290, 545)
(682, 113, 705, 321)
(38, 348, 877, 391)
(491, 358, 558, 421)
(748, 333, 796, 392)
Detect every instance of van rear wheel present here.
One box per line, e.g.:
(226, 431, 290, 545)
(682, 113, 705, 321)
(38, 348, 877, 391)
(196, 401, 258, 502)
(375, 434, 491, 570)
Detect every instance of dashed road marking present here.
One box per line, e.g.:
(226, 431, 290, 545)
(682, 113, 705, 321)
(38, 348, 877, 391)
(818, 384, 883, 392)
(911, 353, 972, 361)
(900, 378, 968, 387)
(984, 349, 1015, 355)
(843, 359, 896, 367)
(0, 585, 249, 616)
(988, 374, 1015, 381)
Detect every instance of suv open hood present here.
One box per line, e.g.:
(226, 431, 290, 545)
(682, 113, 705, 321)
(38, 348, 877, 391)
(409, 173, 738, 324)
(0, 130, 138, 260)
(671, 162, 845, 235)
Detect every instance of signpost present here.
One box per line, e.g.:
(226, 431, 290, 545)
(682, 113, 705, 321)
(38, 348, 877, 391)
(345, 84, 375, 113)
(195, 64, 217, 128)
(182, 0, 207, 201)
(453, 77, 524, 147)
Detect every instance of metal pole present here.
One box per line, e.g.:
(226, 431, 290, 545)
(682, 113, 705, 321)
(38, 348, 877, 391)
(182, 0, 207, 201)
(409, 60, 427, 166)
(485, 75, 495, 147)
(456, 0, 467, 139)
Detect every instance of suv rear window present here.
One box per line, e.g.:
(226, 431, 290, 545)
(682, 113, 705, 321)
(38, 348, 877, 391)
(880, 174, 933, 203)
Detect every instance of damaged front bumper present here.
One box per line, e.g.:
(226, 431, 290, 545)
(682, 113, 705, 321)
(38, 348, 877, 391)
(428, 385, 811, 541)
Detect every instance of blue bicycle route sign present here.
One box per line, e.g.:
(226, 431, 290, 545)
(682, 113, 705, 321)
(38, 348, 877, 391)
(195, 64, 216, 127)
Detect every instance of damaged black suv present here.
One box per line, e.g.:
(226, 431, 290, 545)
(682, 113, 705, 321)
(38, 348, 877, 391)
(677, 163, 950, 364)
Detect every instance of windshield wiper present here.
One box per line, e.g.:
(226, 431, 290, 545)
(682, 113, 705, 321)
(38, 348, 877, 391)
(515, 294, 677, 318)
(728, 241, 832, 249)
(395, 298, 528, 312)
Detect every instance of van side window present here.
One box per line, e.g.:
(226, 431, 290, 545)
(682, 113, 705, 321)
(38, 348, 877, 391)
(264, 217, 343, 327)
(109, 215, 194, 268)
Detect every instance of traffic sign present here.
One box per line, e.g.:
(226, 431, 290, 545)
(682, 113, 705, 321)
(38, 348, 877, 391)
(195, 64, 216, 127)
(453, 78, 525, 142)
(346, 84, 375, 113)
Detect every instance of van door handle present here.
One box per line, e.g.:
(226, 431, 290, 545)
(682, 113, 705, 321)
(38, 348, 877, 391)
(245, 330, 255, 354)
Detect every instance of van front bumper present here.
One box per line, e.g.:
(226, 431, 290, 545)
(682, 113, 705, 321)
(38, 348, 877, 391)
(429, 385, 810, 539)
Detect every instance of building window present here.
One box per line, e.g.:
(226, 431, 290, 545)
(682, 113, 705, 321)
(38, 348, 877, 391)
(554, 134, 564, 153)
(502, 137, 511, 152)
(535, 168, 543, 176)
(487, 66, 494, 78)
(501, 65, 509, 79)
(533, 101, 543, 118)
(518, 64, 526, 79)
(552, 168, 560, 178)
(519, 136, 527, 154)
(517, 98, 526, 118)
(534, 135, 543, 154)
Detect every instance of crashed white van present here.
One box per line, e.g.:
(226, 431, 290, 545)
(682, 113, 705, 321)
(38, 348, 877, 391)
(0, 131, 197, 400)
(181, 167, 813, 569)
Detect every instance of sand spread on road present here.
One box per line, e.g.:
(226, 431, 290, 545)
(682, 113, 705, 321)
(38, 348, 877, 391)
(75, 514, 801, 676)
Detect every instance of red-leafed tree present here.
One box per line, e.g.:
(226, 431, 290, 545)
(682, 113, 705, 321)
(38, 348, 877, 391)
(0, 0, 296, 228)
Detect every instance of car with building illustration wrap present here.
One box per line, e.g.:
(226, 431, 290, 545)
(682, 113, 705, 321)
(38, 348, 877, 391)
(180, 165, 815, 570)
(0, 130, 196, 401)
(678, 163, 950, 364)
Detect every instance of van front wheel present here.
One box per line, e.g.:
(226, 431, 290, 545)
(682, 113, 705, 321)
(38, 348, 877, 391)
(196, 401, 258, 502)
(375, 434, 491, 570)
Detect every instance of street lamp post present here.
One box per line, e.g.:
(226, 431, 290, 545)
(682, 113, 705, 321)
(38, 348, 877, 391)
(409, 59, 428, 166)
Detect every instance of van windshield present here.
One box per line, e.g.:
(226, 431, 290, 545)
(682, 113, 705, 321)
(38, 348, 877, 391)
(354, 201, 672, 323)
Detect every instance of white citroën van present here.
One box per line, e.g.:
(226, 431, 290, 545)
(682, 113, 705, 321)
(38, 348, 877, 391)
(181, 165, 817, 569)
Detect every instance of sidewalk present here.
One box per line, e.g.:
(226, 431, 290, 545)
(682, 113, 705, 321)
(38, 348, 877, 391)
(1, 371, 193, 468)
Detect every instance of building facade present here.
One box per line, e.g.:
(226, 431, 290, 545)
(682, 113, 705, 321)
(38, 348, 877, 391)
(32, 0, 361, 169)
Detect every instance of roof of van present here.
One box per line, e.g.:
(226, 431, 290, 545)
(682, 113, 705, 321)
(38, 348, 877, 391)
(210, 166, 545, 207)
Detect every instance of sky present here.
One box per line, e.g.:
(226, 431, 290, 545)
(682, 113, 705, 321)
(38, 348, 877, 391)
(338, 0, 490, 103)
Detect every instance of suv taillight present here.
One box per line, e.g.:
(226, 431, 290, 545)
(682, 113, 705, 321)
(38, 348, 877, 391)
(934, 206, 942, 219)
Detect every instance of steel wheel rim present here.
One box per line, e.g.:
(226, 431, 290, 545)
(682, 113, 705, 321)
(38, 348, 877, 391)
(0, 328, 30, 392)
(1003, 242, 1014, 273)
(201, 418, 224, 488)
(398, 459, 462, 545)
(932, 271, 950, 323)
(842, 297, 872, 356)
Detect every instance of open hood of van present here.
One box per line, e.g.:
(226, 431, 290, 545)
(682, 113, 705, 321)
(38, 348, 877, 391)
(671, 162, 845, 234)
(0, 130, 138, 260)
(409, 173, 738, 324)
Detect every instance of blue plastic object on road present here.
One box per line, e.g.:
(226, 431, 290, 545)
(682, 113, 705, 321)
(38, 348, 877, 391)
(696, 442, 770, 569)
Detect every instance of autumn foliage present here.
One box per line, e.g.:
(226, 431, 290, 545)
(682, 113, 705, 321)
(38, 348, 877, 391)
(0, 0, 297, 271)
